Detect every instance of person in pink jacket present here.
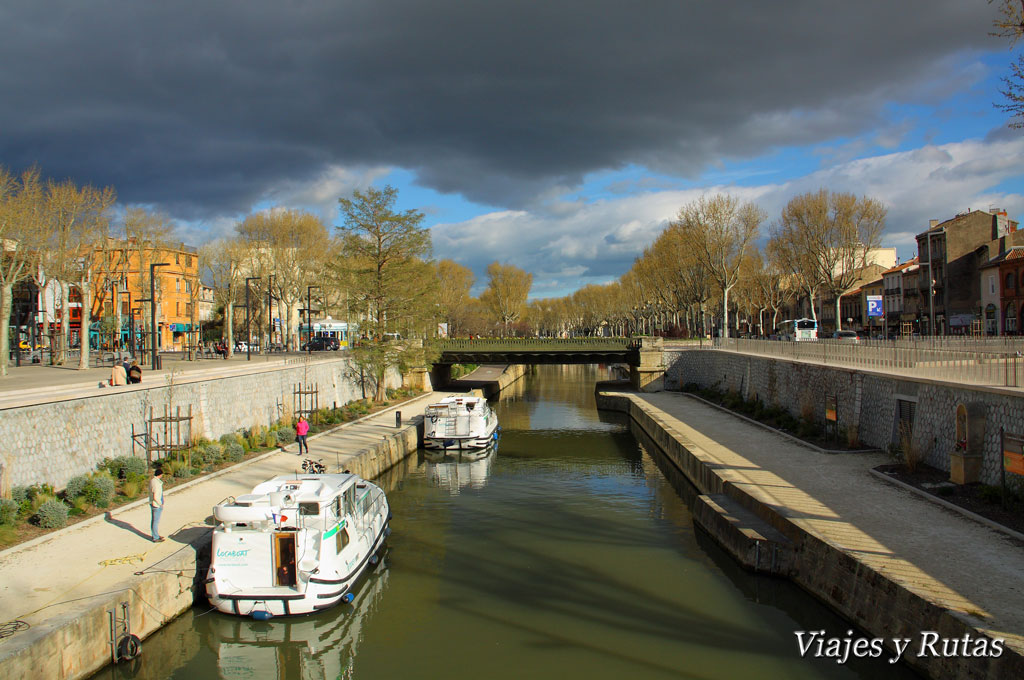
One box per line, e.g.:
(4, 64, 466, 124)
(296, 416, 310, 455)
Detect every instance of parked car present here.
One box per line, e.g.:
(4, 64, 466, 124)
(302, 336, 340, 351)
(234, 341, 259, 352)
(833, 330, 859, 343)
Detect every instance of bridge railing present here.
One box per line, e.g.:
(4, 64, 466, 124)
(710, 337, 1022, 388)
(437, 337, 639, 352)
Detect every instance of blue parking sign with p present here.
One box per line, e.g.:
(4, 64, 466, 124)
(867, 296, 883, 317)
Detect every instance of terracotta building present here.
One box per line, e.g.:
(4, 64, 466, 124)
(915, 209, 1021, 334)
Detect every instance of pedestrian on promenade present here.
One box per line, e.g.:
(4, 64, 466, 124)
(149, 467, 165, 542)
(128, 359, 142, 384)
(296, 415, 310, 455)
(110, 361, 127, 386)
(121, 356, 131, 375)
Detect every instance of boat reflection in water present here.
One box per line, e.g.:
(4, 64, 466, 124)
(423, 442, 497, 495)
(207, 563, 389, 680)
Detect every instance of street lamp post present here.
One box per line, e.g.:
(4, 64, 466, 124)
(266, 274, 275, 354)
(245, 277, 261, 361)
(149, 262, 169, 371)
(307, 285, 321, 355)
(118, 289, 131, 355)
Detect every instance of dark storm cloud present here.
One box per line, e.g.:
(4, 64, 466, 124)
(0, 1, 994, 217)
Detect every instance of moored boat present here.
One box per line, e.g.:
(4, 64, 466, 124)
(206, 472, 390, 618)
(423, 395, 500, 450)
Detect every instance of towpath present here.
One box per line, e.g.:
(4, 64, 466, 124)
(621, 389, 1024, 657)
(0, 390, 457, 646)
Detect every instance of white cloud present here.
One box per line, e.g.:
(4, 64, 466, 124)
(432, 135, 1024, 297)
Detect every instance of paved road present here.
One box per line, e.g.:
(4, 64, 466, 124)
(621, 389, 1024, 655)
(0, 351, 344, 410)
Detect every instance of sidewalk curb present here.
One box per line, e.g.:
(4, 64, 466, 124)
(682, 392, 882, 455)
(0, 391, 435, 562)
(868, 468, 1024, 544)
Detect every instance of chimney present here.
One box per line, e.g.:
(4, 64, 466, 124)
(929, 220, 939, 228)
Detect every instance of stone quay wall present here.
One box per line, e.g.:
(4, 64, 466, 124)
(664, 349, 1024, 489)
(596, 389, 1024, 680)
(0, 357, 401, 492)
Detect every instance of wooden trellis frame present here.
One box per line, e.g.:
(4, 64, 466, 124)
(146, 404, 193, 469)
(293, 382, 320, 424)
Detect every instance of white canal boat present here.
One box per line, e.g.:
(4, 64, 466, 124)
(423, 395, 500, 450)
(206, 473, 390, 618)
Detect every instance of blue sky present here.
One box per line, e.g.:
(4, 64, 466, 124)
(2, 1, 1021, 299)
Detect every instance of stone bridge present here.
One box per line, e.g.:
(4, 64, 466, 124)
(431, 337, 665, 391)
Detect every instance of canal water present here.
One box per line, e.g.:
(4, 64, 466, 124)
(98, 365, 916, 680)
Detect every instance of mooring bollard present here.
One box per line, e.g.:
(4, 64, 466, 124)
(395, 411, 402, 428)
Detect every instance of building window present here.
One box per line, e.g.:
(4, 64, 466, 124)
(175, 252, 180, 264)
(1006, 304, 1018, 334)
(186, 280, 192, 294)
(1007, 273, 1016, 290)
(176, 301, 181, 316)
(989, 275, 996, 295)
(185, 303, 192, 316)
(175, 279, 180, 292)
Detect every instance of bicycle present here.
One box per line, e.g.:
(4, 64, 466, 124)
(301, 458, 326, 474)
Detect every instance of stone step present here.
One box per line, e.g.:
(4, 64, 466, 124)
(692, 493, 795, 576)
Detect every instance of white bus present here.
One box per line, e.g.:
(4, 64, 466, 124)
(778, 318, 818, 341)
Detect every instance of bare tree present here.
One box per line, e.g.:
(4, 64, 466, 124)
(435, 259, 474, 336)
(774, 190, 886, 331)
(0, 167, 47, 376)
(673, 194, 764, 340)
(991, 1, 1024, 127)
(480, 261, 532, 334)
(237, 208, 329, 350)
(123, 207, 174, 356)
(201, 237, 247, 356)
(45, 178, 116, 368)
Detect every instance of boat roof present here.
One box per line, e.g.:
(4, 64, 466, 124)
(244, 474, 359, 503)
(428, 395, 487, 406)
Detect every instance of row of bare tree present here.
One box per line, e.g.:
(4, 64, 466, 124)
(518, 190, 886, 339)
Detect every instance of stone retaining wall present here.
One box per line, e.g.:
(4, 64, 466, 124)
(0, 358, 401, 492)
(0, 413, 422, 680)
(665, 349, 1024, 488)
(597, 388, 1024, 680)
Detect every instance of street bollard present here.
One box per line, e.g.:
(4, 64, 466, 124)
(395, 411, 402, 428)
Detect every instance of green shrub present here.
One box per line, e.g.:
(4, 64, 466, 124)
(101, 456, 148, 479)
(276, 426, 297, 445)
(0, 498, 18, 526)
(85, 474, 116, 508)
(125, 471, 148, 487)
(219, 433, 243, 447)
(11, 486, 29, 503)
(978, 485, 1003, 504)
(35, 499, 69, 529)
(225, 443, 245, 462)
(196, 442, 224, 465)
(64, 474, 91, 500)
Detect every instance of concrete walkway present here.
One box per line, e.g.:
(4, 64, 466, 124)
(0, 352, 340, 410)
(625, 390, 1024, 655)
(0, 389, 456, 637)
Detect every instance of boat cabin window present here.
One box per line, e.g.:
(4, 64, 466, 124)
(332, 497, 341, 519)
(336, 527, 350, 553)
(344, 487, 355, 516)
(299, 502, 319, 516)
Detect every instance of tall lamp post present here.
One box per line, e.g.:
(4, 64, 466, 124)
(307, 285, 321, 355)
(149, 262, 169, 371)
(118, 289, 131, 355)
(245, 276, 261, 361)
(266, 274, 276, 354)
(129, 307, 140, 357)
